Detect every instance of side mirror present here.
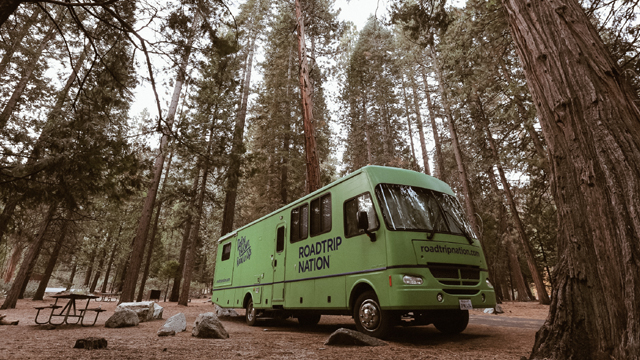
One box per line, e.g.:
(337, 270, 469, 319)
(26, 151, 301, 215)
(357, 211, 376, 242)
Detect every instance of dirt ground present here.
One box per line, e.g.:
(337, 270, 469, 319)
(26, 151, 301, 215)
(0, 296, 548, 359)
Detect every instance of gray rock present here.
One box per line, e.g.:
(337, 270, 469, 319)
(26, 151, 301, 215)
(214, 304, 239, 318)
(117, 302, 161, 322)
(191, 312, 229, 339)
(105, 308, 139, 328)
(157, 313, 186, 337)
(74, 337, 107, 349)
(483, 304, 504, 315)
(157, 328, 176, 337)
(153, 303, 164, 319)
(324, 328, 387, 346)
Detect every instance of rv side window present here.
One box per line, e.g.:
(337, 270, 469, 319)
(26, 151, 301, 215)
(276, 226, 285, 252)
(221, 243, 231, 261)
(290, 204, 309, 243)
(311, 193, 331, 236)
(344, 193, 379, 238)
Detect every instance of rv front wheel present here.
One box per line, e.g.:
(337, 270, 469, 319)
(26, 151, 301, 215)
(353, 290, 392, 339)
(245, 299, 257, 326)
(433, 309, 469, 334)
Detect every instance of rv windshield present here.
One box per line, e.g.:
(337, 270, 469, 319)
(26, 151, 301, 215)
(375, 184, 476, 238)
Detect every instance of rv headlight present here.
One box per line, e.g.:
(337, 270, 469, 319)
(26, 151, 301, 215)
(486, 279, 493, 288)
(402, 275, 423, 285)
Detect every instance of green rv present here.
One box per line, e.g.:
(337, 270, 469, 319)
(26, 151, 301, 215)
(212, 166, 496, 338)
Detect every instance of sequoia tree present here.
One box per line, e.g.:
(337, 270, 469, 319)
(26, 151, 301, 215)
(502, 0, 640, 358)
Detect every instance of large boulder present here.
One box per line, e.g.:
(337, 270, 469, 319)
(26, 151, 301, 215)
(214, 304, 239, 318)
(324, 328, 387, 346)
(157, 313, 187, 337)
(117, 302, 163, 322)
(191, 312, 229, 339)
(105, 308, 139, 328)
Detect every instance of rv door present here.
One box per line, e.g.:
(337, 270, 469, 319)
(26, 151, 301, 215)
(272, 225, 286, 303)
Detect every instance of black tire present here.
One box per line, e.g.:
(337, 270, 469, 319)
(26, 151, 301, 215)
(245, 299, 257, 326)
(353, 290, 393, 339)
(297, 313, 321, 326)
(433, 309, 469, 334)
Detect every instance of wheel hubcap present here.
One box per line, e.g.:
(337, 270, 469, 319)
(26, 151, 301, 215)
(359, 299, 380, 331)
(247, 303, 254, 321)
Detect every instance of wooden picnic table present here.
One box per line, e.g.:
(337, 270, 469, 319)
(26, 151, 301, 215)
(35, 294, 106, 326)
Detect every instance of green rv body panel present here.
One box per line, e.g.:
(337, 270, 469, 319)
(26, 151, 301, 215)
(212, 166, 496, 320)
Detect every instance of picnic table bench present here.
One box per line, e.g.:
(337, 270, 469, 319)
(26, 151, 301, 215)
(34, 294, 104, 326)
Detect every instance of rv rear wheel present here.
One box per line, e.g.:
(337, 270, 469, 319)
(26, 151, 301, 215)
(245, 299, 257, 326)
(353, 290, 392, 339)
(297, 313, 321, 326)
(433, 309, 469, 334)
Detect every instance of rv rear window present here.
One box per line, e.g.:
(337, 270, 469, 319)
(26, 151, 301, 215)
(221, 243, 231, 261)
(290, 204, 309, 243)
(311, 194, 331, 236)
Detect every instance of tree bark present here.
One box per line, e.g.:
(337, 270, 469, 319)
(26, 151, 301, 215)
(2, 239, 24, 282)
(410, 77, 431, 175)
(1, 203, 56, 309)
(0, 7, 40, 77)
(0, 9, 62, 130)
(502, 0, 640, 358)
(295, 0, 321, 194)
(421, 71, 446, 181)
(119, 27, 195, 303)
(220, 33, 257, 236)
(475, 93, 550, 304)
(33, 216, 69, 300)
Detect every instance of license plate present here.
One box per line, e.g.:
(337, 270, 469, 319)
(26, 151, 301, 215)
(459, 299, 473, 310)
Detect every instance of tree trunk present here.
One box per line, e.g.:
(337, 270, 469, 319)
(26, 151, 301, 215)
(66, 262, 77, 291)
(32, 217, 69, 300)
(401, 76, 418, 169)
(101, 230, 120, 293)
(421, 71, 445, 181)
(1, 203, 56, 309)
(83, 249, 96, 287)
(2, 241, 24, 282)
(502, 0, 640, 358)
(410, 77, 430, 175)
(137, 150, 172, 302)
(362, 95, 373, 164)
(179, 107, 218, 306)
(119, 28, 195, 304)
(0, 7, 40, 77)
(429, 46, 481, 239)
(295, 0, 321, 194)
(220, 33, 257, 236)
(0, 9, 62, 130)
(0, 0, 21, 29)
(89, 249, 105, 293)
(475, 93, 550, 304)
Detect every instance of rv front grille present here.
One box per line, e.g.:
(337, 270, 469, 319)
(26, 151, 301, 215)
(429, 263, 481, 286)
